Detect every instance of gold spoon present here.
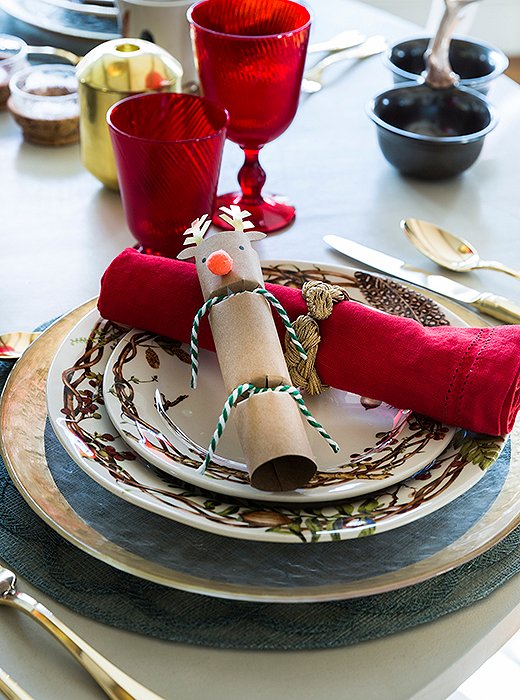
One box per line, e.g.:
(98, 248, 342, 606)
(0, 332, 40, 360)
(402, 218, 520, 280)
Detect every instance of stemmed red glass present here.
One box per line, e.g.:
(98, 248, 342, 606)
(188, 0, 311, 233)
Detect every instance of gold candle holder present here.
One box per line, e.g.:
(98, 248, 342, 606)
(76, 38, 183, 190)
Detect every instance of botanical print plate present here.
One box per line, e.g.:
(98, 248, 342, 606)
(7, 298, 518, 601)
(45, 262, 507, 543)
(102, 272, 457, 503)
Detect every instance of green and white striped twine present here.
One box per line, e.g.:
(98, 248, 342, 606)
(190, 294, 227, 389)
(198, 383, 339, 474)
(252, 288, 307, 359)
(190, 289, 307, 389)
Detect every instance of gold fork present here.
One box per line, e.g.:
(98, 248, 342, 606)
(0, 668, 34, 700)
(0, 567, 165, 700)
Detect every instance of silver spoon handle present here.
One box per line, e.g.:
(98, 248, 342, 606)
(307, 30, 365, 54)
(304, 35, 386, 80)
(0, 668, 35, 700)
(3, 591, 164, 700)
(478, 260, 520, 281)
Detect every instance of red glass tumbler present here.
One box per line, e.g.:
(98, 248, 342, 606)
(188, 0, 311, 233)
(107, 92, 229, 257)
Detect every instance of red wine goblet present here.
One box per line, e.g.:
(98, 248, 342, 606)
(188, 0, 311, 233)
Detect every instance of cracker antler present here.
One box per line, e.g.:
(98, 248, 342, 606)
(218, 205, 255, 232)
(182, 214, 211, 247)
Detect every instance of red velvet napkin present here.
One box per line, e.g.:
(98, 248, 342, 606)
(98, 248, 520, 436)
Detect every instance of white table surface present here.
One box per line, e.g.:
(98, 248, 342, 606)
(0, 1, 519, 699)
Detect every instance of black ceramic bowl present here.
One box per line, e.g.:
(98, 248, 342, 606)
(385, 36, 508, 94)
(367, 84, 497, 179)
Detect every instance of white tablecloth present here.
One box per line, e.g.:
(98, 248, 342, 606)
(1, 1, 519, 698)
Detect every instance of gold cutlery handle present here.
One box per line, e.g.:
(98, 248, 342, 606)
(3, 591, 164, 700)
(473, 293, 520, 324)
(0, 668, 34, 700)
(480, 260, 520, 281)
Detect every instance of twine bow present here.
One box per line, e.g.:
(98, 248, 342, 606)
(285, 280, 349, 395)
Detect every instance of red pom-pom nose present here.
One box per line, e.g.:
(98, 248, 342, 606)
(206, 249, 233, 276)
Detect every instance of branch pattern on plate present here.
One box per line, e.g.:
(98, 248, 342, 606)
(110, 330, 451, 487)
(105, 266, 452, 488)
(56, 266, 504, 541)
(61, 320, 138, 474)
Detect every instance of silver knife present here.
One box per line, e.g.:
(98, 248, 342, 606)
(324, 235, 520, 324)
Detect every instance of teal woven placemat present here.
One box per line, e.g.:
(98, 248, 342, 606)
(1, 352, 519, 650)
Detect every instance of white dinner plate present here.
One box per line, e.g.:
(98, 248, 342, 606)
(45, 262, 507, 543)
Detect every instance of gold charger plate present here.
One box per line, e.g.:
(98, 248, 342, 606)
(1, 290, 519, 602)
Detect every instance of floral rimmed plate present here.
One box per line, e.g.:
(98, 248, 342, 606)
(0, 0, 119, 40)
(45, 262, 506, 543)
(5, 298, 518, 601)
(102, 264, 457, 503)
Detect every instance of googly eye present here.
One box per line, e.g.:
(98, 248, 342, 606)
(239, 245, 245, 250)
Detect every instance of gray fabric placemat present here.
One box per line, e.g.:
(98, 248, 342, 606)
(1, 353, 519, 650)
(43, 419, 510, 589)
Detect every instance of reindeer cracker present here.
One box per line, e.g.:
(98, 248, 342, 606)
(178, 206, 338, 492)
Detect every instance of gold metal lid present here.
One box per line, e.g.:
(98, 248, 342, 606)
(76, 38, 183, 94)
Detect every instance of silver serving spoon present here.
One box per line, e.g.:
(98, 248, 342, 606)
(423, 0, 481, 89)
(402, 218, 520, 280)
(0, 567, 165, 700)
(0, 332, 40, 360)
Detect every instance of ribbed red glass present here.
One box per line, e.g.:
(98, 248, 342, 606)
(188, 0, 311, 233)
(107, 92, 228, 257)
